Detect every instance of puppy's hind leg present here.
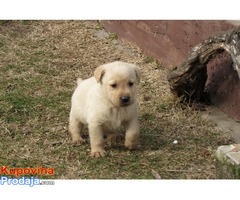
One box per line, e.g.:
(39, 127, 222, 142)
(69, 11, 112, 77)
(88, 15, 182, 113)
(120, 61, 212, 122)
(124, 118, 140, 150)
(106, 131, 123, 145)
(69, 115, 85, 144)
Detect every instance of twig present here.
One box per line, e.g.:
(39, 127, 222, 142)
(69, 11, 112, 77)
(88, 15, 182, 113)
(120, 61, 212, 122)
(151, 169, 162, 179)
(165, 169, 201, 173)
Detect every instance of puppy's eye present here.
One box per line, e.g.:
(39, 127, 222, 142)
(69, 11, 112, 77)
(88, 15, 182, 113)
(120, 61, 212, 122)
(129, 82, 134, 87)
(110, 83, 117, 88)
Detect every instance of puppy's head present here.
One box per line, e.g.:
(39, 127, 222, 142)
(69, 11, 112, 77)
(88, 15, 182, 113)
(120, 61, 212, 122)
(94, 61, 140, 107)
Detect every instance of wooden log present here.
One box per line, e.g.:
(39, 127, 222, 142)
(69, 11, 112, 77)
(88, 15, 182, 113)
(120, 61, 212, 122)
(167, 26, 240, 102)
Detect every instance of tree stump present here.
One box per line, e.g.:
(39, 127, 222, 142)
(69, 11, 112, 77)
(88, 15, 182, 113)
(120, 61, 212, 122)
(167, 26, 240, 102)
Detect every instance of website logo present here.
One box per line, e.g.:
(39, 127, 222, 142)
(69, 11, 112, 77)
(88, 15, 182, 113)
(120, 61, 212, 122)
(0, 166, 54, 177)
(0, 166, 55, 187)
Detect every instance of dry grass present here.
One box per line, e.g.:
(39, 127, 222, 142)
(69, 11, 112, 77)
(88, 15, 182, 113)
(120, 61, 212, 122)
(0, 20, 233, 179)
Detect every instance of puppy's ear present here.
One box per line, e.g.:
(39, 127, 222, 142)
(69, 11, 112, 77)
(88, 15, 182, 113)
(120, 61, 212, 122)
(134, 65, 141, 83)
(94, 65, 105, 83)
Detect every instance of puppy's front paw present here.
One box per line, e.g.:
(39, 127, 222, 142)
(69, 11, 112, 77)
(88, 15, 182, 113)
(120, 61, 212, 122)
(125, 141, 138, 150)
(91, 150, 106, 158)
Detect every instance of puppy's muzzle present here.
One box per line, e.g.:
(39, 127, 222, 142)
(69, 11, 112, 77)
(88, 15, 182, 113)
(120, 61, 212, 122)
(120, 96, 130, 106)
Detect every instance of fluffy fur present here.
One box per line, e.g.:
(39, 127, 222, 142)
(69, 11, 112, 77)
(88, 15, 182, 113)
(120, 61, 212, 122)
(69, 61, 140, 157)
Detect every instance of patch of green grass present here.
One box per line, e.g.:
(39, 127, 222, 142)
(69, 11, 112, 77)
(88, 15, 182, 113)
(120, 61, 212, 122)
(0, 41, 4, 48)
(139, 113, 156, 121)
(2, 64, 28, 76)
(157, 103, 170, 111)
(143, 56, 163, 69)
(107, 32, 118, 41)
(95, 21, 105, 30)
(2, 91, 46, 123)
(0, 20, 11, 25)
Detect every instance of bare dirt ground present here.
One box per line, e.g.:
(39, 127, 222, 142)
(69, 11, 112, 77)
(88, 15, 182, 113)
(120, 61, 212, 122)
(0, 20, 234, 179)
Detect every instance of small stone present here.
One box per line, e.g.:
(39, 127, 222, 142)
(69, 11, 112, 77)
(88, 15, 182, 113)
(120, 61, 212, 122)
(173, 140, 178, 144)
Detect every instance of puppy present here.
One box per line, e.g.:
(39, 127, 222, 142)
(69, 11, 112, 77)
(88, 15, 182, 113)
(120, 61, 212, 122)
(69, 61, 141, 157)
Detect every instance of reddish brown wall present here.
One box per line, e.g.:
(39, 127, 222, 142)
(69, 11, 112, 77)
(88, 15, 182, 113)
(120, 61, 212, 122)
(103, 20, 240, 122)
(103, 20, 234, 67)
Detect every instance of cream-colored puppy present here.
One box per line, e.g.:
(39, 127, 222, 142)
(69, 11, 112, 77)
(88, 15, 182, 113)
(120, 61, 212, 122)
(69, 61, 140, 157)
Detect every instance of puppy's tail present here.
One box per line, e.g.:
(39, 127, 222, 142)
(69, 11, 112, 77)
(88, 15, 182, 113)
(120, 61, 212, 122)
(77, 78, 83, 85)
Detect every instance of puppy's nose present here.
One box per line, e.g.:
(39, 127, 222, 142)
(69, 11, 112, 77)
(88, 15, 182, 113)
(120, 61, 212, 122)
(120, 96, 130, 104)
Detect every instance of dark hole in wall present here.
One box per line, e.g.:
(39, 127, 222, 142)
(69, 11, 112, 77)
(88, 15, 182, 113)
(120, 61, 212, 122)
(205, 51, 240, 122)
